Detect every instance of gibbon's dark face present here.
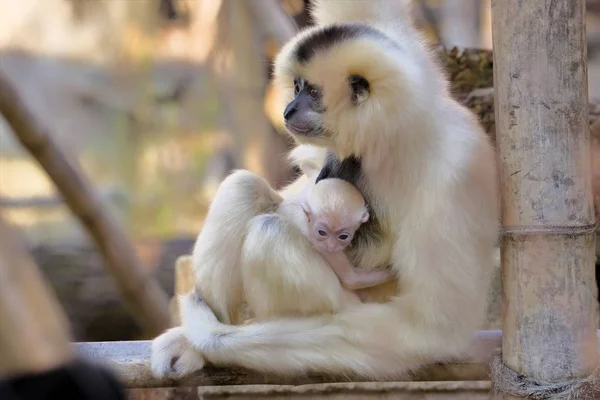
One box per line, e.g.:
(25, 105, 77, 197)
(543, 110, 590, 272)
(283, 75, 370, 139)
(283, 76, 324, 138)
(280, 24, 375, 141)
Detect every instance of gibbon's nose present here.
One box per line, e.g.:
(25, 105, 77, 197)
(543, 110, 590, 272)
(283, 101, 298, 121)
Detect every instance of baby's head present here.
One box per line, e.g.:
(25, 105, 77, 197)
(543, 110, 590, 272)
(301, 178, 369, 253)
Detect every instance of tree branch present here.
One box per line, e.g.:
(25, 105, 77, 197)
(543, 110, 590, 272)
(0, 72, 172, 337)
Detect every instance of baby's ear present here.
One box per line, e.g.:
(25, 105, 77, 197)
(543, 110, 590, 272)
(360, 209, 369, 223)
(301, 202, 311, 222)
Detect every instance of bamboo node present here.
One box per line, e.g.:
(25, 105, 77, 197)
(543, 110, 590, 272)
(490, 353, 600, 400)
(500, 223, 597, 237)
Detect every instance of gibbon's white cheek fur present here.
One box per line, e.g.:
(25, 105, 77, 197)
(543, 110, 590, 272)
(150, 0, 499, 380)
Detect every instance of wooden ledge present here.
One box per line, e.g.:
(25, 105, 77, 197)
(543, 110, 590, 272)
(74, 330, 501, 388)
(73, 330, 600, 388)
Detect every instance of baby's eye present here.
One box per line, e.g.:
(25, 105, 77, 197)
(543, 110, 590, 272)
(318, 229, 327, 237)
(338, 233, 350, 241)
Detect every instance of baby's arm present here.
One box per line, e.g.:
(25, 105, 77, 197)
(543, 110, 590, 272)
(320, 251, 395, 291)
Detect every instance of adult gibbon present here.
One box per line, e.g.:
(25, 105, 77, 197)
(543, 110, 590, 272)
(151, 0, 499, 379)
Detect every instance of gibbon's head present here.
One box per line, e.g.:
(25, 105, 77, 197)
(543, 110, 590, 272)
(273, 22, 428, 157)
(301, 178, 369, 253)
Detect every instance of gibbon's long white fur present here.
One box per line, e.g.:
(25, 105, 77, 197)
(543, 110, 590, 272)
(151, 0, 499, 379)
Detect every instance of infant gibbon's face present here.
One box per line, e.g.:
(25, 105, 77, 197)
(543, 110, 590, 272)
(304, 210, 363, 254)
(301, 181, 370, 254)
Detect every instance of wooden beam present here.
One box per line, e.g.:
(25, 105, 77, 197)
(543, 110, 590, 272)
(73, 330, 600, 388)
(128, 381, 492, 400)
(492, 0, 599, 398)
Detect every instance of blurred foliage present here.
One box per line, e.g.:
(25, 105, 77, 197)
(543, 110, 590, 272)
(442, 47, 494, 93)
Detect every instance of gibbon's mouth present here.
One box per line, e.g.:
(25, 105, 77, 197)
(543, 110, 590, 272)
(285, 122, 312, 136)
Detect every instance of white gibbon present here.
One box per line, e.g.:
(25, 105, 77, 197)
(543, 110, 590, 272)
(151, 0, 499, 380)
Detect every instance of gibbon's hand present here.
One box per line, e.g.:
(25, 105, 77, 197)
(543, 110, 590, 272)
(151, 326, 206, 378)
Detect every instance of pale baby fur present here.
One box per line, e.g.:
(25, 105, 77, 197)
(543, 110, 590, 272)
(304, 178, 368, 231)
(151, 0, 499, 380)
(242, 178, 364, 321)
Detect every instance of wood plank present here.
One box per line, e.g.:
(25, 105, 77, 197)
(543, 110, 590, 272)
(69, 330, 517, 388)
(73, 330, 600, 388)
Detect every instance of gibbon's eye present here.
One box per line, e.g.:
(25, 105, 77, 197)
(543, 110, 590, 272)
(318, 229, 328, 237)
(349, 75, 370, 105)
(338, 233, 350, 241)
(309, 88, 320, 99)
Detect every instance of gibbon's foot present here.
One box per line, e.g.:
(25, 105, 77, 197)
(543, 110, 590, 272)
(150, 326, 206, 379)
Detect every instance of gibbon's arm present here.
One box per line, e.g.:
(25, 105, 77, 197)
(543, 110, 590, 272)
(191, 170, 283, 325)
(191, 144, 325, 325)
(320, 251, 396, 291)
(241, 213, 360, 321)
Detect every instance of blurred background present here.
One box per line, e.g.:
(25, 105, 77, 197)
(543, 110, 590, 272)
(1, 0, 599, 343)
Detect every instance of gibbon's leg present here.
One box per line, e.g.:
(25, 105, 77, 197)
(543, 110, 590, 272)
(151, 150, 326, 379)
(192, 169, 283, 325)
(151, 210, 360, 379)
(178, 291, 469, 378)
(152, 170, 284, 379)
(241, 214, 360, 320)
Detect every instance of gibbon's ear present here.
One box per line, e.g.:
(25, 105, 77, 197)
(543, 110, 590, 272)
(349, 75, 370, 105)
(301, 202, 312, 222)
(360, 209, 370, 223)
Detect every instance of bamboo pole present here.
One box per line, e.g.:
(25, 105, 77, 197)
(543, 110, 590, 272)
(191, 0, 294, 189)
(492, 0, 599, 398)
(249, 0, 298, 45)
(440, 0, 482, 48)
(0, 214, 74, 378)
(0, 72, 172, 337)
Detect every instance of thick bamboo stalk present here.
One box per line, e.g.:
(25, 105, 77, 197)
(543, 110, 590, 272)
(193, 0, 293, 189)
(0, 214, 74, 377)
(440, 0, 482, 48)
(0, 72, 172, 337)
(492, 0, 599, 397)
